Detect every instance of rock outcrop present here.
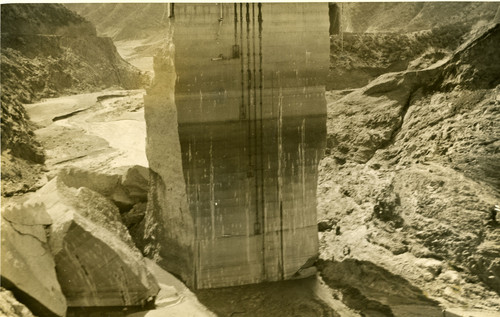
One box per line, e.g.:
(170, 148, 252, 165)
(318, 22, 500, 312)
(328, 25, 468, 90)
(317, 259, 442, 316)
(1, 203, 67, 317)
(25, 171, 160, 307)
(1, 4, 146, 98)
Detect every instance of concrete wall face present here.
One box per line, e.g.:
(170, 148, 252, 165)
(180, 116, 326, 288)
(145, 3, 329, 289)
(173, 3, 329, 123)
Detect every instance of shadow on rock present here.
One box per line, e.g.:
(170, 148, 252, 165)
(194, 276, 338, 317)
(317, 259, 443, 317)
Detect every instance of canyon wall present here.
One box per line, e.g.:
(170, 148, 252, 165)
(329, 2, 498, 34)
(65, 3, 169, 42)
(143, 3, 329, 289)
(326, 2, 499, 91)
(1, 4, 146, 175)
(318, 22, 500, 313)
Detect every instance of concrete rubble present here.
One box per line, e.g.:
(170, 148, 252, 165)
(1, 203, 67, 317)
(21, 170, 160, 307)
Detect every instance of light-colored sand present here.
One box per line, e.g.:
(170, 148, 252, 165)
(25, 92, 104, 127)
(115, 39, 156, 75)
(27, 89, 148, 174)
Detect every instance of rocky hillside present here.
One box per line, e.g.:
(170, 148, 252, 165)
(327, 24, 471, 90)
(318, 21, 500, 315)
(334, 2, 499, 33)
(64, 3, 169, 42)
(1, 4, 147, 194)
(328, 3, 500, 91)
(65, 3, 169, 73)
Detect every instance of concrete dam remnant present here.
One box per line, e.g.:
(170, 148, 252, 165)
(143, 3, 329, 289)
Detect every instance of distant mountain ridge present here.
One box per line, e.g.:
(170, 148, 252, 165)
(333, 2, 499, 33)
(2, 4, 96, 36)
(65, 3, 171, 73)
(65, 3, 169, 41)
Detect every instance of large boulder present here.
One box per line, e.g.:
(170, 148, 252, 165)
(57, 165, 149, 211)
(26, 173, 160, 307)
(121, 165, 149, 203)
(1, 203, 66, 316)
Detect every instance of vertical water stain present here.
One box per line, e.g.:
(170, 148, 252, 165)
(171, 3, 329, 288)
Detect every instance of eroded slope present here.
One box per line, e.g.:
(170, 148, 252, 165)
(318, 23, 500, 315)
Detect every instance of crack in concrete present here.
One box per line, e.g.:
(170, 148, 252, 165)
(2, 216, 49, 245)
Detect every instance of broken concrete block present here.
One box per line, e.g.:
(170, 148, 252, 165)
(121, 165, 149, 203)
(58, 167, 121, 197)
(50, 210, 159, 307)
(57, 166, 149, 212)
(1, 203, 67, 317)
(58, 166, 133, 211)
(26, 175, 160, 307)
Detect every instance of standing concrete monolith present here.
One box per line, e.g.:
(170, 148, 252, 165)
(143, 3, 329, 289)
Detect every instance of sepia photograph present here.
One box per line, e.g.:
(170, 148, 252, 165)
(1, 2, 499, 316)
